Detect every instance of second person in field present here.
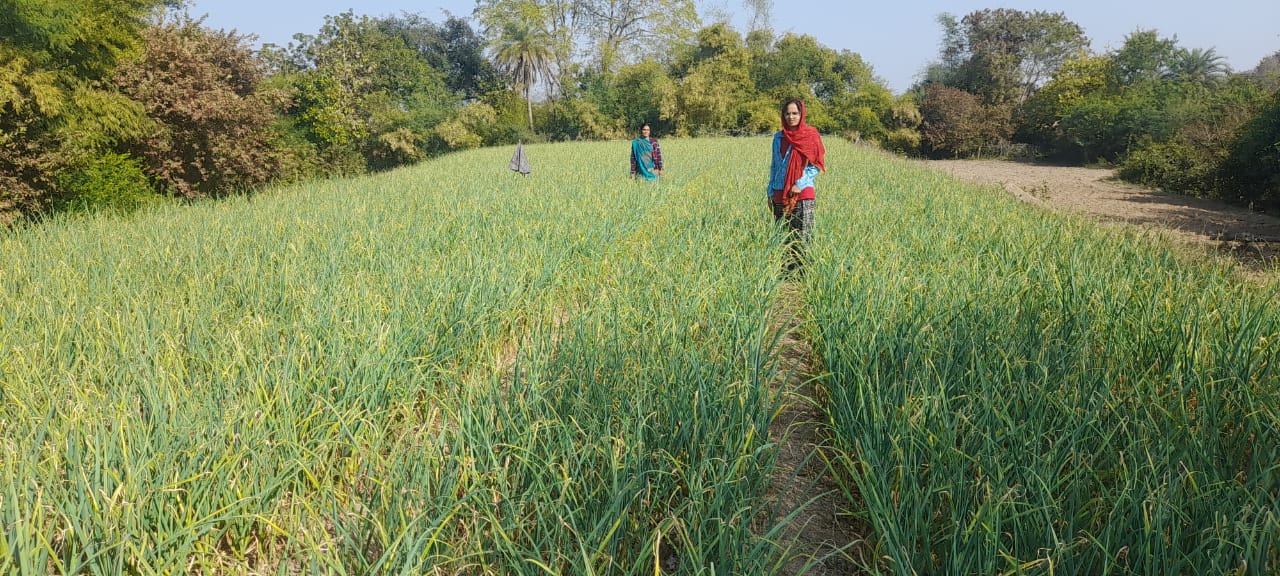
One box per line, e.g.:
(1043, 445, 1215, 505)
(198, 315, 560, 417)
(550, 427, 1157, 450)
(768, 98, 826, 272)
(630, 123, 664, 180)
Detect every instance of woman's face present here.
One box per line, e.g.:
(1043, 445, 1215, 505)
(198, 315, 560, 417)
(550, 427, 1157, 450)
(783, 103, 801, 128)
(641, 125, 651, 138)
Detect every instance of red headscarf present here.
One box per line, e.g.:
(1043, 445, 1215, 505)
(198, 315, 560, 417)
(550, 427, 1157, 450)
(779, 99, 826, 211)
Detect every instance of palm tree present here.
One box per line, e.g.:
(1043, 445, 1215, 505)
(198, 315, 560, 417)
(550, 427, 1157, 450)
(492, 22, 555, 131)
(1166, 47, 1230, 85)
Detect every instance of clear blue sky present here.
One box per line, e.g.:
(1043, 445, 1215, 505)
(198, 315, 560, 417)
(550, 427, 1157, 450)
(190, 0, 1279, 94)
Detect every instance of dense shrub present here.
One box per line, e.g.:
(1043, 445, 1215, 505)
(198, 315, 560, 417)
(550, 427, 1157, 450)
(1115, 79, 1272, 203)
(884, 96, 923, 132)
(737, 97, 780, 135)
(883, 128, 922, 155)
(1220, 91, 1280, 211)
(53, 153, 163, 214)
(434, 102, 498, 151)
(1056, 88, 1179, 163)
(116, 17, 291, 197)
(1248, 51, 1280, 92)
(1015, 55, 1118, 162)
(0, 137, 56, 224)
(1118, 142, 1217, 195)
(268, 11, 455, 175)
(919, 84, 1012, 158)
(838, 106, 887, 143)
(537, 99, 624, 141)
(606, 61, 676, 134)
(369, 127, 425, 169)
(1, 0, 163, 221)
(481, 90, 539, 145)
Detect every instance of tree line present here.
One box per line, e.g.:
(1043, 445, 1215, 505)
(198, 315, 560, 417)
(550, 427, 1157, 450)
(2, 1, 1277, 224)
(914, 9, 1280, 212)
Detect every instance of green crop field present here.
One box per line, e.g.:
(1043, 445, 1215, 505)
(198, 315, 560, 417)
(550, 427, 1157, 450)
(1, 138, 1277, 575)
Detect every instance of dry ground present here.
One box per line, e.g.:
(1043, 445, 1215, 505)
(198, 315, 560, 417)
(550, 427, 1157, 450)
(766, 281, 864, 576)
(926, 159, 1280, 274)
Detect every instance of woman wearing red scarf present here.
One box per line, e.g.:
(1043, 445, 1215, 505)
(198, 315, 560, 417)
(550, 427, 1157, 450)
(768, 98, 826, 272)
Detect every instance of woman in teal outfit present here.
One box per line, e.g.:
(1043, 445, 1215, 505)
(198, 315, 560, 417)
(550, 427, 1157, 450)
(629, 123, 664, 180)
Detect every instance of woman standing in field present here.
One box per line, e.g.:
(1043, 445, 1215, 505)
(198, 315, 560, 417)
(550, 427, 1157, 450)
(768, 98, 825, 272)
(629, 123, 664, 180)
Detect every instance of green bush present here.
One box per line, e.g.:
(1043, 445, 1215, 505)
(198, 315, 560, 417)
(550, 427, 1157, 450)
(483, 122, 539, 147)
(434, 119, 484, 151)
(536, 99, 624, 142)
(434, 103, 498, 151)
(737, 97, 779, 135)
(1059, 87, 1176, 163)
(1118, 141, 1217, 195)
(883, 128, 922, 155)
(840, 106, 887, 142)
(54, 153, 164, 214)
(1221, 92, 1280, 210)
(1115, 80, 1272, 206)
(918, 85, 1013, 158)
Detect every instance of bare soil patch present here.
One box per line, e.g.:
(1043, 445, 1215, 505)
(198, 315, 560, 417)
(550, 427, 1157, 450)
(926, 159, 1280, 273)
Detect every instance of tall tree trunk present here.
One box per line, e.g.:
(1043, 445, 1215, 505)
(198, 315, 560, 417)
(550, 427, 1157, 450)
(526, 85, 534, 132)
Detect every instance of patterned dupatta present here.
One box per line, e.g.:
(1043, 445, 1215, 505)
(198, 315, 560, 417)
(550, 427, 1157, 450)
(632, 138, 658, 180)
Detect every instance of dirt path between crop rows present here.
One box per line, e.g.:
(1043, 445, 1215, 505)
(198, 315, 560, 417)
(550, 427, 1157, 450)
(766, 281, 865, 575)
(926, 159, 1280, 275)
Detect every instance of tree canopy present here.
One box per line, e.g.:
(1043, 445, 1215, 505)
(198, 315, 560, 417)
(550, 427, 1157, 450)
(1, 0, 170, 217)
(929, 9, 1088, 106)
